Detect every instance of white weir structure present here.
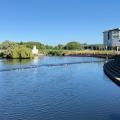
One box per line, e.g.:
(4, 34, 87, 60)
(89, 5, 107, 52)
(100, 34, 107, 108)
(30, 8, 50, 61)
(32, 46, 38, 55)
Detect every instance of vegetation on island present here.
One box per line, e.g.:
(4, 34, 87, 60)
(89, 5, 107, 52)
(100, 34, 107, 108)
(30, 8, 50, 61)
(0, 40, 118, 59)
(0, 41, 32, 59)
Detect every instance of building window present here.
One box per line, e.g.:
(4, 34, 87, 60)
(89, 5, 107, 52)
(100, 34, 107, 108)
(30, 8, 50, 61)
(112, 31, 120, 39)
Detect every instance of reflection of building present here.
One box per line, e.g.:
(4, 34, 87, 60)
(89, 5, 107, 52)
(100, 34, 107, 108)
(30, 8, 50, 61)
(32, 46, 38, 55)
(103, 28, 120, 50)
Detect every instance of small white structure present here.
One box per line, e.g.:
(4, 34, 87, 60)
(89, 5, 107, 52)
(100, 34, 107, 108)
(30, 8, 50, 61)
(32, 46, 38, 55)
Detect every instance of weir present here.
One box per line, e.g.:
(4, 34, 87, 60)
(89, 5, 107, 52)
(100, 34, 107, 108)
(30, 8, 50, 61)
(0, 60, 105, 72)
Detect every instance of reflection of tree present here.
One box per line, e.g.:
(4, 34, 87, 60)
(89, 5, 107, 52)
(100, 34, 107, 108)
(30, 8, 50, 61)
(3, 59, 31, 65)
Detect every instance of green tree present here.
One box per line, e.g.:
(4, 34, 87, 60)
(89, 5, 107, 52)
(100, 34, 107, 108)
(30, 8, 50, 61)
(65, 41, 81, 50)
(3, 45, 32, 59)
(57, 44, 64, 49)
(45, 45, 53, 49)
(11, 46, 32, 59)
(1, 40, 17, 49)
(22, 41, 45, 49)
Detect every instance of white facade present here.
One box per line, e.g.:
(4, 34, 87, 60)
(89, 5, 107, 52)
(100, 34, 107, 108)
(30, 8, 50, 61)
(32, 46, 38, 55)
(103, 28, 120, 49)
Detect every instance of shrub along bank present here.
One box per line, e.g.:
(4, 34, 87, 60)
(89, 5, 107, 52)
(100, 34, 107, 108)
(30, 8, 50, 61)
(1, 45, 32, 59)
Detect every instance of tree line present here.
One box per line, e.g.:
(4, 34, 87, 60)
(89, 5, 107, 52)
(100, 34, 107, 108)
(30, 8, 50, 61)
(0, 40, 105, 50)
(0, 40, 105, 59)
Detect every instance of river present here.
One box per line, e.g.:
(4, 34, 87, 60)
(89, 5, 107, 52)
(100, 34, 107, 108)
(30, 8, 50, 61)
(0, 56, 120, 120)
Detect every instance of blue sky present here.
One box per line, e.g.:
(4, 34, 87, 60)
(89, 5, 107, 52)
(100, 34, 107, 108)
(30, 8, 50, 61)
(0, 0, 120, 45)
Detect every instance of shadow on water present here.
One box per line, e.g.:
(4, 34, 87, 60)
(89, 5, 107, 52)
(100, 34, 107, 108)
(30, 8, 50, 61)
(109, 114, 120, 120)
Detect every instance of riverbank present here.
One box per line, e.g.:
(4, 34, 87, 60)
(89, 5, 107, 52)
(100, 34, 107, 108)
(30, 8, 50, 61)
(42, 49, 120, 59)
(1, 49, 120, 59)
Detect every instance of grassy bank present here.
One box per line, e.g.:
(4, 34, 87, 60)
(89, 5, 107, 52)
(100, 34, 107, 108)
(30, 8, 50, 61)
(39, 49, 119, 57)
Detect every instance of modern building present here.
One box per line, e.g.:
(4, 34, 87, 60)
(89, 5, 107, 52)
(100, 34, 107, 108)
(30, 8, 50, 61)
(103, 28, 120, 50)
(32, 46, 38, 55)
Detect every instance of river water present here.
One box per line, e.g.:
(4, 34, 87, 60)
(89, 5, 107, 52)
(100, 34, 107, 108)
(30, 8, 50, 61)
(0, 56, 120, 120)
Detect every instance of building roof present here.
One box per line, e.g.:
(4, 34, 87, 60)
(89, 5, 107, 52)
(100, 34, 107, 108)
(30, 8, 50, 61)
(103, 28, 120, 33)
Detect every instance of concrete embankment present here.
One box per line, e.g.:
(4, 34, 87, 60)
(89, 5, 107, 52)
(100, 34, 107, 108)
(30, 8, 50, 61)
(103, 58, 120, 85)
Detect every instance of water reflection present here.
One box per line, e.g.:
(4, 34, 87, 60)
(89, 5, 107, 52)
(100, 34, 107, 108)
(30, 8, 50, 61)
(3, 59, 32, 65)
(3, 56, 43, 65)
(33, 56, 39, 64)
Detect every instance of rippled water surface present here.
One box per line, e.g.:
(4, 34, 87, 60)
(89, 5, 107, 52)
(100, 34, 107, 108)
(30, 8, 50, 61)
(0, 56, 120, 120)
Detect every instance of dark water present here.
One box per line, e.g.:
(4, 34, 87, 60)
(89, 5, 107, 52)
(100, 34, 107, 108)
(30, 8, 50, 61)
(0, 56, 120, 120)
